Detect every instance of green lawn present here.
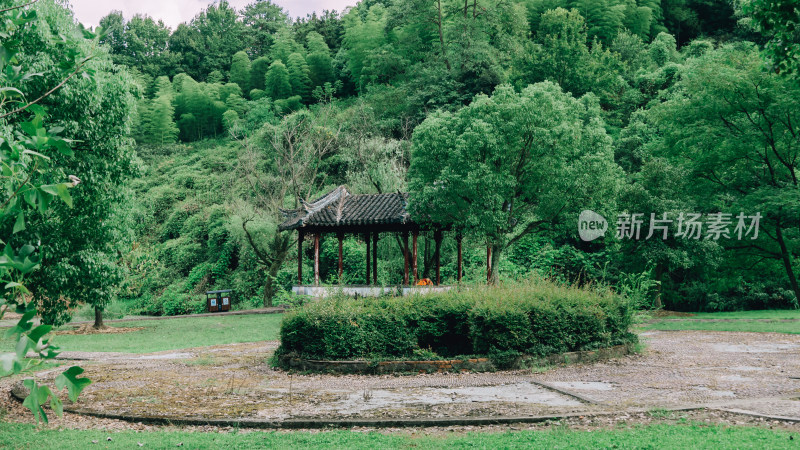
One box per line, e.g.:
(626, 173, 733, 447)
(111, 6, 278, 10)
(645, 320, 800, 334)
(0, 423, 795, 449)
(680, 310, 800, 320)
(644, 309, 800, 334)
(2, 314, 284, 354)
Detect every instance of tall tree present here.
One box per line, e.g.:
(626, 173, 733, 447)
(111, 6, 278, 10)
(514, 7, 626, 114)
(147, 88, 179, 145)
(264, 60, 292, 100)
(269, 27, 304, 64)
(1, 0, 94, 419)
(233, 104, 342, 305)
(293, 10, 345, 55)
(250, 56, 271, 91)
(650, 44, 800, 303)
(99, 12, 174, 78)
(185, 1, 246, 79)
(16, 0, 138, 327)
(168, 23, 203, 79)
(229, 51, 252, 95)
(305, 31, 331, 55)
(286, 52, 312, 103)
(408, 83, 621, 283)
(241, 0, 289, 58)
(341, 3, 390, 91)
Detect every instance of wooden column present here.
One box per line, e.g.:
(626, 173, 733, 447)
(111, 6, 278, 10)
(298, 231, 304, 285)
(412, 231, 419, 284)
(313, 233, 320, 286)
(403, 232, 410, 285)
(456, 234, 463, 284)
(365, 232, 371, 285)
(434, 231, 442, 286)
(337, 232, 343, 279)
(486, 244, 492, 283)
(372, 232, 378, 285)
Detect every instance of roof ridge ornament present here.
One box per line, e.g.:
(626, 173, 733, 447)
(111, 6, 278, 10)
(335, 190, 347, 224)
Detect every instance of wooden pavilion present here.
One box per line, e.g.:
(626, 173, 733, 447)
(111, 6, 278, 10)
(278, 186, 465, 295)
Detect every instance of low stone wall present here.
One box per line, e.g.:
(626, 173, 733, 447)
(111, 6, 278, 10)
(280, 344, 633, 374)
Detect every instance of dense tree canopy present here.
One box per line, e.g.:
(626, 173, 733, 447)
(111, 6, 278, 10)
(408, 83, 621, 282)
(24, 0, 798, 315)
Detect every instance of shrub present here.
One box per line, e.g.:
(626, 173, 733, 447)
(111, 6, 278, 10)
(275, 280, 636, 366)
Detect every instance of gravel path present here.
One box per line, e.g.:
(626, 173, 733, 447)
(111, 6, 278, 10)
(3, 330, 800, 429)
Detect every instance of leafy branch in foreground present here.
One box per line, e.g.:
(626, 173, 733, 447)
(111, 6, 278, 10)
(0, 0, 101, 423)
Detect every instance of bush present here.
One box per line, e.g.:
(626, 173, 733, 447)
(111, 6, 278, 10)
(131, 286, 204, 316)
(275, 280, 636, 366)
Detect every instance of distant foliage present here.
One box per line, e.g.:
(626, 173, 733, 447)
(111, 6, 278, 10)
(744, 0, 800, 77)
(94, 0, 800, 313)
(264, 60, 292, 100)
(228, 51, 252, 95)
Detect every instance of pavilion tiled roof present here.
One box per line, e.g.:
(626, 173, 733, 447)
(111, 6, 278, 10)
(278, 186, 413, 231)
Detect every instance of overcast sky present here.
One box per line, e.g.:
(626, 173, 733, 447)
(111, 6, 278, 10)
(69, 0, 357, 30)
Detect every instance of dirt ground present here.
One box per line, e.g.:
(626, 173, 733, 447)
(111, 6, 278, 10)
(2, 330, 800, 432)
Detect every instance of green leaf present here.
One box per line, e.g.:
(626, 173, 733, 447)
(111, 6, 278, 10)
(4, 308, 35, 339)
(18, 244, 35, 258)
(39, 184, 59, 196)
(0, 86, 23, 97)
(12, 212, 25, 234)
(50, 394, 63, 417)
(51, 138, 73, 156)
(27, 324, 52, 345)
(19, 121, 37, 137)
(55, 183, 73, 207)
(15, 333, 31, 358)
(0, 352, 21, 376)
(22, 380, 52, 424)
(55, 366, 91, 402)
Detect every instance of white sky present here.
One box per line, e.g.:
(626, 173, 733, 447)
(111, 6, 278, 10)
(68, 0, 357, 29)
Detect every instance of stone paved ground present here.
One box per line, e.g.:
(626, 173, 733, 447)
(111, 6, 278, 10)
(3, 330, 800, 425)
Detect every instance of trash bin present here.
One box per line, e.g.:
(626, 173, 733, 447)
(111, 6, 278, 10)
(206, 289, 233, 313)
(206, 291, 219, 312)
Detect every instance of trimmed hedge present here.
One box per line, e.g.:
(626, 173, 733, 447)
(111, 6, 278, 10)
(275, 281, 637, 367)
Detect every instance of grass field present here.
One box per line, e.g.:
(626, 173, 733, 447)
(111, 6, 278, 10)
(0, 423, 796, 449)
(645, 320, 800, 334)
(674, 310, 800, 320)
(644, 309, 800, 334)
(2, 313, 284, 353)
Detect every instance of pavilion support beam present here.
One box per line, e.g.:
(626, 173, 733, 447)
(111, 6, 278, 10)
(372, 232, 378, 285)
(456, 234, 463, 284)
(298, 231, 304, 285)
(486, 244, 492, 284)
(314, 233, 320, 286)
(365, 232, 371, 285)
(412, 231, 419, 284)
(434, 231, 442, 286)
(403, 232, 410, 285)
(337, 232, 343, 280)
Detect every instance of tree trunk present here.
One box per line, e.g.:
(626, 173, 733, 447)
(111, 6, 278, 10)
(776, 226, 800, 304)
(262, 260, 284, 307)
(654, 263, 664, 310)
(422, 236, 431, 279)
(489, 242, 502, 285)
(93, 306, 104, 329)
(436, 0, 452, 71)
